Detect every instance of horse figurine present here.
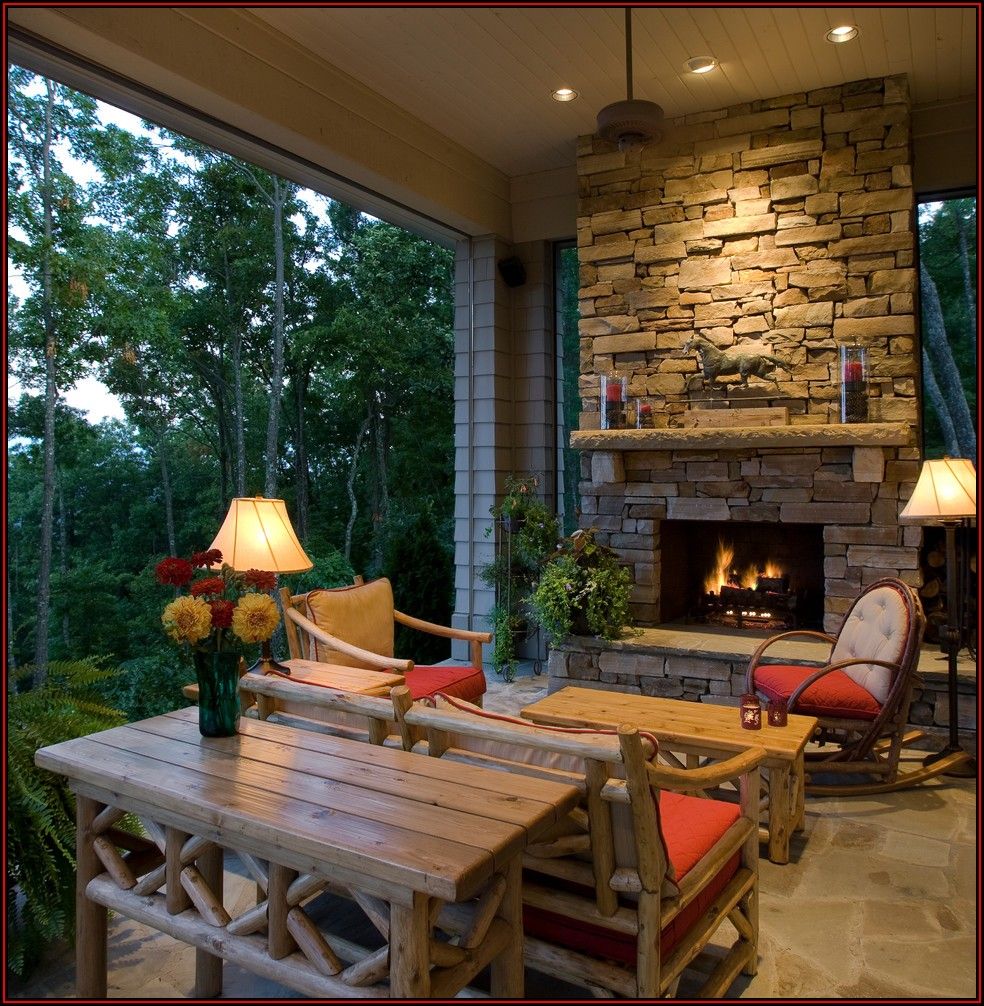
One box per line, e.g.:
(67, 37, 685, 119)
(683, 335, 790, 388)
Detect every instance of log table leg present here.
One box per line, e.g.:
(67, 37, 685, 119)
(194, 844, 224, 998)
(389, 890, 431, 996)
(766, 763, 792, 865)
(794, 757, 807, 832)
(75, 795, 108, 998)
(489, 857, 524, 997)
(267, 863, 298, 960)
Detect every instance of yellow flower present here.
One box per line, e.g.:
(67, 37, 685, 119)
(162, 595, 212, 645)
(232, 593, 280, 644)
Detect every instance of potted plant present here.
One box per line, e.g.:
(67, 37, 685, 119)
(528, 528, 633, 645)
(481, 475, 559, 681)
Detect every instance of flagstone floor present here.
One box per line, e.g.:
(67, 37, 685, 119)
(12, 664, 977, 1000)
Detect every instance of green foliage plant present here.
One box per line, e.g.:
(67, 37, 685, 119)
(7, 659, 126, 979)
(529, 528, 633, 646)
(481, 475, 559, 681)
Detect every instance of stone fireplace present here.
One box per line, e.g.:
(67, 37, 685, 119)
(543, 72, 977, 737)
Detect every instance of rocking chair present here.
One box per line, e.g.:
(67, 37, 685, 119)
(746, 577, 957, 796)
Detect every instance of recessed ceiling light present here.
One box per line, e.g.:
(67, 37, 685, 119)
(552, 87, 579, 102)
(826, 24, 859, 43)
(685, 56, 719, 75)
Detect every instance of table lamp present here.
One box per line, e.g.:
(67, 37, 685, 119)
(899, 457, 977, 776)
(209, 496, 313, 675)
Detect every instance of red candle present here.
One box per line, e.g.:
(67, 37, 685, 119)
(843, 360, 864, 383)
(606, 381, 622, 402)
(639, 402, 652, 416)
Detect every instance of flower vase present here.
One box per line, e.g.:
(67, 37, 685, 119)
(194, 650, 242, 737)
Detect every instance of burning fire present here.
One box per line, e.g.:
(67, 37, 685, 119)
(704, 539, 783, 594)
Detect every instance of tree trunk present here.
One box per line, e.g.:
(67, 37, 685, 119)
(34, 80, 57, 686)
(921, 348, 959, 456)
(948, 202, 976, 355)
(158, 432, 177, 555)
(57, 471, 70, 650)
(370, 400, 389, 575)
(344, 413, 370, 563)
(225, 249, 246, 498)
(920, 262, 976, 458)
(7, 553, 17, 684)
(293, 369, 310, 540)
(263, 177, 287, 498)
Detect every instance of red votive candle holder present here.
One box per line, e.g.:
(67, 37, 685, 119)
(740, 693, 762, 730)
(767, 697, 788, 727)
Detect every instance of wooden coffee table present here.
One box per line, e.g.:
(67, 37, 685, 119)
(521, 686, 818, 864)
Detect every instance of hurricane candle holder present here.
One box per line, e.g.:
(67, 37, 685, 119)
(767, 697, 788, 727)
(600, 374, 627, 430)
(635, 398, 655, 429)
(839, 343, 868, 423)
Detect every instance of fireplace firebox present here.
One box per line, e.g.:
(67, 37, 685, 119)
(660, 520, 824, 631)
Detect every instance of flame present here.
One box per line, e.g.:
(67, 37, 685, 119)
(704, 540, 784, 594)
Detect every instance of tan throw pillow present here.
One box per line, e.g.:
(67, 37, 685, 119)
(305, 578, 396, 668)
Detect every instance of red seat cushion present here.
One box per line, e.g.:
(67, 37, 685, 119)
(754, 663, 881, 720)
(406, 665, 486, 703)
(523, 792, 741, 965)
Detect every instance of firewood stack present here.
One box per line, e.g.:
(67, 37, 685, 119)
(918, 526, 978, 649)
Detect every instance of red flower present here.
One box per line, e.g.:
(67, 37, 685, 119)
(244, 569, 276, 591)
(155, 557, 194, 587)
(209, 599, 234, 628)
(191, 548, 223, 568)
(190, 576, 226, 597)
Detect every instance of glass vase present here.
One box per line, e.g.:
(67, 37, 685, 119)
(600, 374, 627, 430)
(839, 344, 868, 423)
(194, 650, 242, 737)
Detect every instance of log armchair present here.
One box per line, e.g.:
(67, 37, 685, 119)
(392, 686, 764, 998)
(278, 577, 490, 705)
(746, 577, 932, 795)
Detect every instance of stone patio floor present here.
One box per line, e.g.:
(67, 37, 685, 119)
(12, 664, 978, 1000)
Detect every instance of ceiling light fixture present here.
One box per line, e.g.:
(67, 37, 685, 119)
(596, 7, 666, 150)
(826, 24, 859, 43)
(552, 87, 579, 102)
(685, 55, 718, 74)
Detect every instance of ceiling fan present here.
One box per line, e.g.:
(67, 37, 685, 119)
(596, 7, 667, 150)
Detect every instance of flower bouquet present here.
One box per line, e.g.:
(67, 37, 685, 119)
(156, 549, 280, 736)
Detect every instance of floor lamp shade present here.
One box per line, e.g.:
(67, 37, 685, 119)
(899, 457, 977, 521)
(209, 497, 313, 573)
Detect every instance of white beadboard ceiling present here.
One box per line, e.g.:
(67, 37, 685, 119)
(251, 6, 978, 178)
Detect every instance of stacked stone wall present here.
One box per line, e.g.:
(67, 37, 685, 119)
(576, 75, 918, 427)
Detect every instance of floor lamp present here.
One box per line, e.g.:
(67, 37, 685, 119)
(209, 496, 314, 675)
(900, 457, 977, 777)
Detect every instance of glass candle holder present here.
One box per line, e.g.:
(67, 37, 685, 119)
(600, 374, 628, 430)
(635, 398, 655, 429)
(767, 697, 788, 727)
(740, 693, 762, 730)
(839, 344, 868, 423)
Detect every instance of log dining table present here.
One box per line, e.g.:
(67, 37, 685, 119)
(35, 707, 579, 999)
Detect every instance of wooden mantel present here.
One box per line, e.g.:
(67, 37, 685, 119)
(570, 422, 913, 452)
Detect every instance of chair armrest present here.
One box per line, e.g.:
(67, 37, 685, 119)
(644, 746, 766, 793)
(284, 607, 414, 673)
(393, 609, 492, 643)
(786, 657, 900, 711)
(746, 629, 837, 691)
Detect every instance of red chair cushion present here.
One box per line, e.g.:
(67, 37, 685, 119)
(407, 665, 486, 703)
(523, 792, 741, 965)
(754, 663, 881, 720)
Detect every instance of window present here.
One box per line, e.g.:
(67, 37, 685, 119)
(917, 197, 977, 459)
(554, 242, 581, 535)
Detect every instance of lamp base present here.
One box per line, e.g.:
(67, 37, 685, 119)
(922, 745, 976, 778)
(247, 640, 291, 676)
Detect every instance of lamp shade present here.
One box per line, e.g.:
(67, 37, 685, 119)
(899, 457, 977, 522)
(208, 497, 313, 572)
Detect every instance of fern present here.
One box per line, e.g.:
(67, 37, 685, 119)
(7, 658, 126, 979)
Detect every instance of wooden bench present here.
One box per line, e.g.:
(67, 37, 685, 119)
(390, 686, 764, 998)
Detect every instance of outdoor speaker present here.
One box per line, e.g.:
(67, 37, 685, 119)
(498, 256, 526, 288)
